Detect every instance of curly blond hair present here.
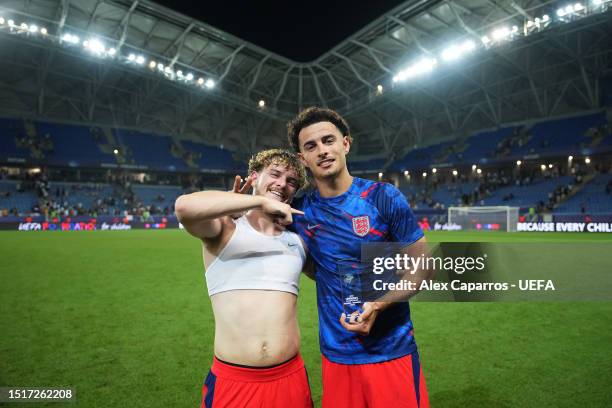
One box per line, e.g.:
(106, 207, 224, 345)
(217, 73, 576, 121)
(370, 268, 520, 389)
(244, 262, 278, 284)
(248, 149, 307, 190)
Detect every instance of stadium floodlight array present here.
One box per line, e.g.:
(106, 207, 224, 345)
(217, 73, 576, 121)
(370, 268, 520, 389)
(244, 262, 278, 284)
(0, 14, 217, 92)
(393, 1, 608, 84)
(448, 206, 519, 232)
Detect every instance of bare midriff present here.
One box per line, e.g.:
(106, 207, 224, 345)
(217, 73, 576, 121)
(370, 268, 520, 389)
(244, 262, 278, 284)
(210, 289, 300, 367)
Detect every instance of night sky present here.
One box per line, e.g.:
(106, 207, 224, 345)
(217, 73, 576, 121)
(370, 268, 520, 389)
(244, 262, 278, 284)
(156, 0, 407, 61)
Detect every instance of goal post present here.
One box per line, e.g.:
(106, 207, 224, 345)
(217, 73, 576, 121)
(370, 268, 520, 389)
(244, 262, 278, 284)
(448, 206, 519, 232)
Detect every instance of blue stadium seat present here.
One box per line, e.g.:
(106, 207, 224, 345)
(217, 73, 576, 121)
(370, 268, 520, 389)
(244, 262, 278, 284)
(114, 130, 188, 171)
(512, 112, 606, 156)
(0, 119, 32, 160)
(0, 180, 39, 215)
(36, 122, 116, 166)
(131, 184, 183, 210)
(481, 176, 573, 207)
(555, 173, 612, 213)
(181, 141, 245, 172)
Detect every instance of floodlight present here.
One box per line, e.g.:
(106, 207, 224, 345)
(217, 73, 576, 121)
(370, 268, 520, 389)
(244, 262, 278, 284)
(177, 70, 183, 77)
(557, 8, 566, 17)
(574, 3, 584, 11)
(472, 164, 477, 170)
(0, 17, 4, 25)
(157, 62, 164, 70)
(422, 172, 427, 177)
(481, 35, 491, 44)
(205, 79, 215, 89)
(258, 100, 265, 108)
(149, 61, 156, 68)
(527, 20, 534, 27)
(40, 27, 47, 35)
(511, 25, 519, 33)
(540, 164, 546, 170)
(378, 172, 383, 178)
(128, 53, 136, 61)
(113, 149, 118, 154)
(452, 170, 458, 176)
(442, 45, 461, 61)
(432, 168, 437, 173)
(376, 84, 383, 94)
(89, 39, 105, 54)
(565, 5, 575, 13)
(476, 168, 482, 174)
(197, 77, 204, 85)
(516, 160, 522, 165)
(404, 170, 409, 176)
(186, 73, 193, 81)
(542, 14, 550, 21)
(29, 24, 38, 33)
(492, 27, 510, 40)
(585, 157, 591, 164)
(135, 55, 145, 64)
(20, 23, 28, 30)
(568, 155, 573, 160)
(462, 40, 475, 51)
(61, 33, 79, 44)
(108, 48, 116, 56)
(8, 19, 15, 27)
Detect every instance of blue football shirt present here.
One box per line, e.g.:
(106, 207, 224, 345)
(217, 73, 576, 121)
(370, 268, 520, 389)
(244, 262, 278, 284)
(293, 177, 424, 364)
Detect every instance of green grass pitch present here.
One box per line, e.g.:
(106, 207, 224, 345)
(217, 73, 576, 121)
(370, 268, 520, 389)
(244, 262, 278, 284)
(1, 230, 612, 407)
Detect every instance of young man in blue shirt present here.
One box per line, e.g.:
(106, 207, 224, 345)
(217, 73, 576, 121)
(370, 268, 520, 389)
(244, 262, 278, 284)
(287, 107, 430, 408)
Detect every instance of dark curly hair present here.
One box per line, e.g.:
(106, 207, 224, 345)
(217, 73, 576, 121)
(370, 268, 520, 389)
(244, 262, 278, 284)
(287, 107, 352, 152)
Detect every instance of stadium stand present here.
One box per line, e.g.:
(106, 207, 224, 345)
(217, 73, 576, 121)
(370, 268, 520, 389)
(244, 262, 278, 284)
(181, 141, 245, 173)
(391, 110, 611, 172)
(556, 172, 612, 214)
(0, 179, 38, 216)
(1, 109, 611, 220)
(114, 129, 189, 171)
(35, 122, 116, 167)
(131, 184, 183, 212)
(0, 119, 32, 161)
(481, 176, 573, 207)
(511, 112, 607, 156)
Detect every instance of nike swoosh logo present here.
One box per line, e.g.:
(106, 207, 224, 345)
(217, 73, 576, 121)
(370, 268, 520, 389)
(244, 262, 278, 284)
(307, 224, 320, 230)
(288, 243, 297, 247)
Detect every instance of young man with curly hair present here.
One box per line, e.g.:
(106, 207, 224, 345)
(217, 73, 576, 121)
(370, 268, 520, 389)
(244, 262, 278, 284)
(287, 107, 430, 408)
(176, 149, 313, 408)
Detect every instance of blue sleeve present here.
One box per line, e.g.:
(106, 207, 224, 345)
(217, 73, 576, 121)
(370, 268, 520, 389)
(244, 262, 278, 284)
(378, 184, 424, 243)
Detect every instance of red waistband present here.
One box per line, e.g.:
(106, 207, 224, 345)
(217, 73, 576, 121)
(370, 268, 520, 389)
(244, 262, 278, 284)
(212, 354, 305, 382)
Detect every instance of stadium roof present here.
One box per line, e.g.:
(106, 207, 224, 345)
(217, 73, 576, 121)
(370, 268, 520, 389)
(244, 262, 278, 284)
(1, 0, 611, 161)
(157, 0, 408, 62)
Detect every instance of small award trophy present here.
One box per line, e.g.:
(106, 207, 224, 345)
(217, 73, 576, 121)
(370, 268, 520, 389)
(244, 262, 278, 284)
(338, 260, 364, 322)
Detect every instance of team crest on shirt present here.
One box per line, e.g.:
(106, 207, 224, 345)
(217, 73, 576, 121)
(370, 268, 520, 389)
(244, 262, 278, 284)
(352, 216, 370, 237)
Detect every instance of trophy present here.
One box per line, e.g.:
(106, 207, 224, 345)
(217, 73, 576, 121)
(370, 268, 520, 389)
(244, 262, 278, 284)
(338, 260, 364, 322)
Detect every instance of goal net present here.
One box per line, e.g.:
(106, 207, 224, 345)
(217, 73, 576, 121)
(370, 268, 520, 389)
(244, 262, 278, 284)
(447, 206, 519, 232)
